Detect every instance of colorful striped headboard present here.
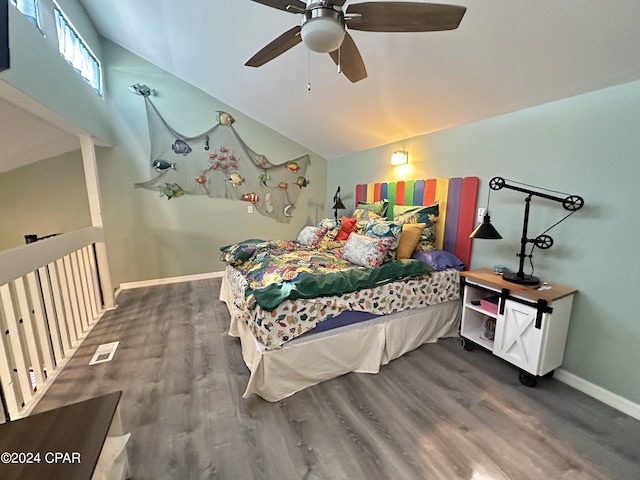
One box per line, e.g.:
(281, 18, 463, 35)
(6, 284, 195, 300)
(355, 177, 479, 269)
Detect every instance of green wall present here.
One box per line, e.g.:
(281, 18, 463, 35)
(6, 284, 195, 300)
(0, 1, 327, 285)
(97, 41, 328, 285)
(0, 151, 91, 249)
(328, 79, 640, 405)
(0, 3, 114, 145)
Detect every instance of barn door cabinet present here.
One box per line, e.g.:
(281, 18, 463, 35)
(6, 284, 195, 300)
(460, 268, 577, 387)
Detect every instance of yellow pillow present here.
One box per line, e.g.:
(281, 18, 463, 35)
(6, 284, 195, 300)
(395, 223, 426, 259)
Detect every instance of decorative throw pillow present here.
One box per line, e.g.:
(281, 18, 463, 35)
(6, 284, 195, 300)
(393, 202, 439, 249)
(219, 243, 258, 266)
(317, 217, 340, 242)
(363, 219, 404, 262)
(343, 233, 394, 269)
(296, 226, 328, 247)
(335, 216, 358, 241)
(355, 218, 371, 235)
(395, 223, 426, 259)
(352, 208, 383, 221)
(356, 199, 389, 218)
(411, 249, 465, 271)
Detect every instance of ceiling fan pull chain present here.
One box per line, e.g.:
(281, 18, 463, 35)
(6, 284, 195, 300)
(307, 49, 311, 91)
(337, 47, 341, 74)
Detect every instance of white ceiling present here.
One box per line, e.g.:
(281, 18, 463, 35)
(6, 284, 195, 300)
(3, 0, 640, 174)
(0, 97, 80, 174)
(76, 0, 640, 160)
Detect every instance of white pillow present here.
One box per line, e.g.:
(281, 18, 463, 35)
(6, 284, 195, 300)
(296, 226, 328, 247)
(342, 233, 394, 268)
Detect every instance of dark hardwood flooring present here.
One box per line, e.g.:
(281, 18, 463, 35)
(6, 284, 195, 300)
(34, 278, 640, 480)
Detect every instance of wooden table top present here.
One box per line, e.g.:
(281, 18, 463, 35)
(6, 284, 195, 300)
(0, 391, 122, 480)
(461, 268, 577, 303)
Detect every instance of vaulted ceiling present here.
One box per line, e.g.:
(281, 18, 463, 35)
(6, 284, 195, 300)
(3, 0, 640, 175)
(78, 0, 640, 160)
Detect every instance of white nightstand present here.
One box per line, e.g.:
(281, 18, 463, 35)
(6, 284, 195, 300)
(460, 268, 577, 387)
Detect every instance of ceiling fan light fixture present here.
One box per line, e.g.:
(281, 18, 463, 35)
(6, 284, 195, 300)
(301, 7, 345, 53)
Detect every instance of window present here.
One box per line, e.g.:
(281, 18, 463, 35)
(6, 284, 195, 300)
(11, 0, 39, 29)
(54, 5, 102, 95)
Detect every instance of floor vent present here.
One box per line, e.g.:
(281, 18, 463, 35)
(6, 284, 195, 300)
(89, 341, 120, 365)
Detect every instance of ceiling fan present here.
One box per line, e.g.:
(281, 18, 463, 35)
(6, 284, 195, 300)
(245, 1, 467, 83)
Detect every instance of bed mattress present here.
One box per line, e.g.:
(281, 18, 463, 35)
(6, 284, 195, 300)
(223, 265, 460, 350)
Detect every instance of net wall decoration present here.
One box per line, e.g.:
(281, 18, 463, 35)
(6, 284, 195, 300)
(135, 96, 310, 223)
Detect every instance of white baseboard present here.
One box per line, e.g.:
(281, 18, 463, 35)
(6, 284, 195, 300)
(119, 271, 224, 290)
(555, 368, 640, 421)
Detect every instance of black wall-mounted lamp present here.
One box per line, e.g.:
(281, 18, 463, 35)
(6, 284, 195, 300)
(332, 186, 346, 221)
(470, 177, 584, 285)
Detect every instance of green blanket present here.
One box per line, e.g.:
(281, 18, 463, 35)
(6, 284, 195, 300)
(221, 240, 432, 311)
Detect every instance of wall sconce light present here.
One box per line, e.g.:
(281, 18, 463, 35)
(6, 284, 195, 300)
(391, 150, 408, 165)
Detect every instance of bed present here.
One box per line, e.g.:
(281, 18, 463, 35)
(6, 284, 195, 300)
(220, 176, 479, 401)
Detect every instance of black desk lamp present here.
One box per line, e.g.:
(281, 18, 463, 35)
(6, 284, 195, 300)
(470, 177, 584, 285)
(332, 186, 346, 221)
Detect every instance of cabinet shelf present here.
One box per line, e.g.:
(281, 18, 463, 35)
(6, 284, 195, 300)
(464, 303, 497, 319)
(465, 326, 494, 350)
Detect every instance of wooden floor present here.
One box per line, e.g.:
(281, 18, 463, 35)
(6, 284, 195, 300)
(34, 278, 640, 480)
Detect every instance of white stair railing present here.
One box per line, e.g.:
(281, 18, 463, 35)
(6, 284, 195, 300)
(0, 227, 110, 421)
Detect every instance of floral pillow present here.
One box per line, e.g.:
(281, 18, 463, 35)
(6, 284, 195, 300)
(355, 218, 371, 235)
(342, 233, 394, 269)
(353, 208, 383, 221)
(317, 218, 340, 242)
(296, 226, 328, 247)
(219, 242, 258, 266)
(357, 199, 389, 218)
(363, 219, 404, 261)
(393, 202, 439, 250)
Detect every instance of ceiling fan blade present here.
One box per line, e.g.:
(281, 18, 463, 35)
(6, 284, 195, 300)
(346, 2, 466, 32)
(250, 0, 307, 13)
(329, 32, 367, 83)
(331, 0, 348, 5)
(245, 26, 302, 67)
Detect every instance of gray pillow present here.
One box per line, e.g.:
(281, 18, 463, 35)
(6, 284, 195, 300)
(411, 250, 465, 271)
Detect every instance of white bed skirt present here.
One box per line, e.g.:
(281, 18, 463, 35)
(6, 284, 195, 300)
(220, 275, 461, 402)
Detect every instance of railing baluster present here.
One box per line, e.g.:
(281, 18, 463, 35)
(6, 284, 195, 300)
(65, 254, 86, 336)
(14, 277, 45, 389)
(57, 257, 80, 346)
(81, 250, 93, 327)
(71, 251, 89, 332)
(27, 271, 55, 376)
(0, 284, 33, 407)
(38, 266, 63, 365)
(52, 259, 75, 351)
(81, 246, 98, 320)
(88, 244, 103, 313)
(0, 323, 20, 420)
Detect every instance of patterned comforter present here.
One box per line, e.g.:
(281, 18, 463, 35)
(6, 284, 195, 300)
(221, 240, 460, 350)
